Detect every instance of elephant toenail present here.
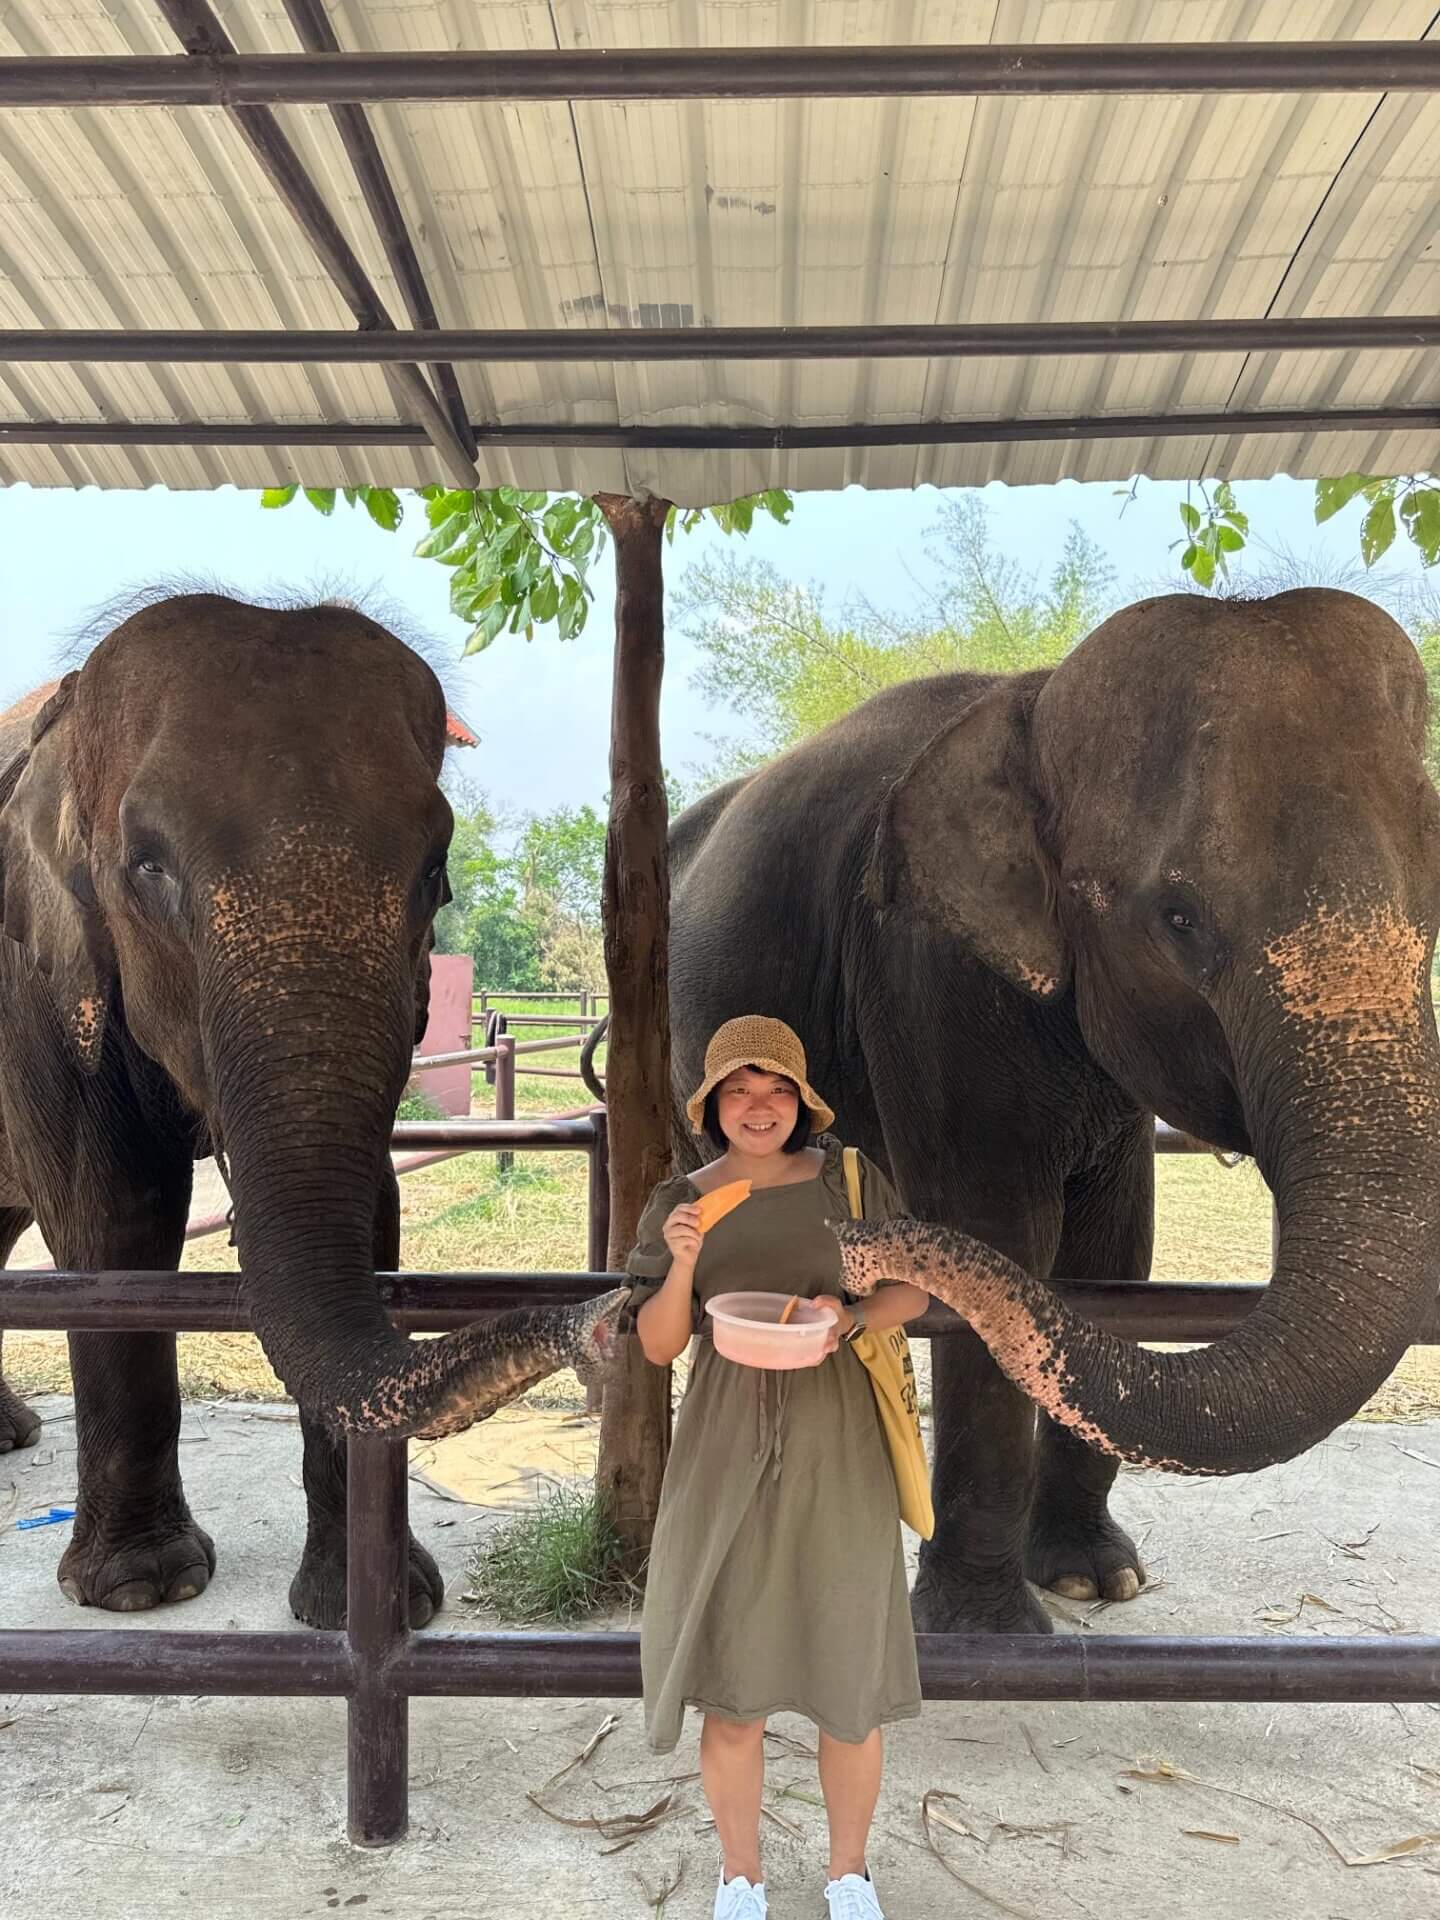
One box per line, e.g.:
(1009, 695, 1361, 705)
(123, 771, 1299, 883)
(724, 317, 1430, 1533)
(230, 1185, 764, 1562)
(1105, 1568, 1143, 1602)
(102, 1583, 160, 1612)
(59, 1577, 85, 1606)
(1051, 1574, 1100, 1600)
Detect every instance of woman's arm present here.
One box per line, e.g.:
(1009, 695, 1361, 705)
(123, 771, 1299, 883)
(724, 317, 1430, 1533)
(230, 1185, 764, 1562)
(813, 1281, 930, 1349)
(635, 1201, 703, 1366)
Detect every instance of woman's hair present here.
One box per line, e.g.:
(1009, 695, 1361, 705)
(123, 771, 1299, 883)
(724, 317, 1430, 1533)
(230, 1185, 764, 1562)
(703, 1069, 813, 1156)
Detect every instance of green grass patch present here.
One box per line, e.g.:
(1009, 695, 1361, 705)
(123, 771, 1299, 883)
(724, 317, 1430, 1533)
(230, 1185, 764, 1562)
(466, 1482, 636, 1623)
(396, 1085, 449, 1122)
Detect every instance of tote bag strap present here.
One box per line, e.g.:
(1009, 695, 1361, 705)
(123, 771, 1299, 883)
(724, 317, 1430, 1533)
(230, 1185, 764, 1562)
(842, 1145, 863, 1222)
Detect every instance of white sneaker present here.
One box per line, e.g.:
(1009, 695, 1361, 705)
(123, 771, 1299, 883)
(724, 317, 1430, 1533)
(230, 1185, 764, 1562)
(824, 1872, 885, 1919)
(715, 1870, 768, 1920)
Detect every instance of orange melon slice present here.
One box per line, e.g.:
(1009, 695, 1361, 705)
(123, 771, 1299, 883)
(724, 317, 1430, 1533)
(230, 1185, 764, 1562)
(696, 1179, 752, 1233)
(778, 1294, 802, 1325)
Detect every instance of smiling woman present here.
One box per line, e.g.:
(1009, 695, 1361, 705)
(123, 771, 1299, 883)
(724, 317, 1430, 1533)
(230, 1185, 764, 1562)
(625, 1014, 930, 1920)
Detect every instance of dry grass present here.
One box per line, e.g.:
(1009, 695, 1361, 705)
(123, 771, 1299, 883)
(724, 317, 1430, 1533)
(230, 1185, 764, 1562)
(6, 1118, 1438, 1420)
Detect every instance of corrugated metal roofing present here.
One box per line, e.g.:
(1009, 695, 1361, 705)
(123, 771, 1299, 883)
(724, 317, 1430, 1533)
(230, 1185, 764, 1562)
(0, 1, 1436, 504)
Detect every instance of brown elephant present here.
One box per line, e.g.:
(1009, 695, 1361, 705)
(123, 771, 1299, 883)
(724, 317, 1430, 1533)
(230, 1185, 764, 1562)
(0, 593, 619, 1625)
(667, 587, 1440, 1634)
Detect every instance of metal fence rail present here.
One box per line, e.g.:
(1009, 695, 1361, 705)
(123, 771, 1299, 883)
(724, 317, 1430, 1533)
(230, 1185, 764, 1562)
(3, 1117, 1438, 1846)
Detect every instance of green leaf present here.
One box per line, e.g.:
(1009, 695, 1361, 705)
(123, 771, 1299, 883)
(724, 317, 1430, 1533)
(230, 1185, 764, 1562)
(1178, 501, 1202, 533)
(1361, 495, 1397, 566)
(260, 484, 298, 509)
(302, 487, 336, 516)
(463, 601, 509, 656)
(1180, 543, 1199, 571)
(544, 498, 578, 544)
(427, 488, 474, 529)
(530, 571, 560, 624)
(1214, 481, 1237, 513)
(1216, 525, 1246, 552)
(1191, 549, 1216, 589)
(519, 489, 549, 512)
(364, 487, 402, 532)
(1404, 487, 1440, 565)
(762, 489, 793, 523)
(1314, 472, 1375, 523)
(1221, 509, 1249, 534)
(414, 510, 472, 559)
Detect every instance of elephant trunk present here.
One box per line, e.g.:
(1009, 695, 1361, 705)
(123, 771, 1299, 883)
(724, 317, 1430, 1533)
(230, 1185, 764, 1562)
(842, 907, 1440, 1475)
(203, 926, 619, 1438)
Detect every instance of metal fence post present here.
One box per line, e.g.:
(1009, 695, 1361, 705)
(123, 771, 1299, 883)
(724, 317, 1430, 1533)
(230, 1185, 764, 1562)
(585, 1106, 611, 1414)
(345, 1434, 411, 1846)
(495, 1033, 516, 1174)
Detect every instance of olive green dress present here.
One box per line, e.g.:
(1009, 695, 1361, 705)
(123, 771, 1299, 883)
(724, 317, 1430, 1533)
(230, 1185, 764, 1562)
(626, 1136, 921, 1753)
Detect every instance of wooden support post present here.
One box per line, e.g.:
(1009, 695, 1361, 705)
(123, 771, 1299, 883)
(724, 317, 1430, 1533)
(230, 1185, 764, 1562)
(494, 1032, 516, 1175)
(593, 492, 673, 1560)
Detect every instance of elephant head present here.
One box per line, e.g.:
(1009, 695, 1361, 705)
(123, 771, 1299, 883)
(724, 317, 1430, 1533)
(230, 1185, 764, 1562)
(863, 587, 1440, 1472)
(0, 593, 619, 1433)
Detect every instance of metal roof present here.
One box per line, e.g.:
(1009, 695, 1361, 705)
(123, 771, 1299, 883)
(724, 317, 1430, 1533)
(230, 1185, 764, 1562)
(0, 2, 1437, 504)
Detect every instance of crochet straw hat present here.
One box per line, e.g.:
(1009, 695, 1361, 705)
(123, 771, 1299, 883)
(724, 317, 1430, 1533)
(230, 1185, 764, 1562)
(685, 1015, 835, 1134)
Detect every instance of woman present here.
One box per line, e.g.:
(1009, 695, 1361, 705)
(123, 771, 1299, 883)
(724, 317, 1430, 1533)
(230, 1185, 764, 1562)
(627, 1015, 931, 1920)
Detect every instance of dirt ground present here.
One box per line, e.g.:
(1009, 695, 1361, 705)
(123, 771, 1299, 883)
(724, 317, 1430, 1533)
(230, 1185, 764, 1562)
(3, 1397, 1439, 1920)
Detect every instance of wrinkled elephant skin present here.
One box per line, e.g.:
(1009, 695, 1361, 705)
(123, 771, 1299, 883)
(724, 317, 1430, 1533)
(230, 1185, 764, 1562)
(0, 594, 621, 1626)
(667, 589, 1440, 1633)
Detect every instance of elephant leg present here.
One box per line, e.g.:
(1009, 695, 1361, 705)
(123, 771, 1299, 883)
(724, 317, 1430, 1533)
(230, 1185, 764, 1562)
(0, 1207, 43, 1452)
(912, 1176, 1065, 1637)
(287, 1165, 444, 1630)
(912, 1330, 1051, 1635)
(1026, 1125, 1153, 1605)
(49, 1159, 216, 1612)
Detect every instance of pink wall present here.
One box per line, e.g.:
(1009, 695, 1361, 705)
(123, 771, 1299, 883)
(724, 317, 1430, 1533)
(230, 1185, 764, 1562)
(413, 953, 475, 1117)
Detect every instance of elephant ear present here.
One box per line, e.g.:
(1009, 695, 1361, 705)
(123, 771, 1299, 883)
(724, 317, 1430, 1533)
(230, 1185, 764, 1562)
(870, 675, 1069, 1000)
(0, 675, 114, 1069)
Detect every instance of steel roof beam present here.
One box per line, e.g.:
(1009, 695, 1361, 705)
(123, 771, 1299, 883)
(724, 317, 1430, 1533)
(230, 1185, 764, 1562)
(2, 404, 1432, 450)
(277, 0, 475, 460)
(1, 43, 1439, 107)
(1, 316, 1437, 362)
(149, 0, 479, 490)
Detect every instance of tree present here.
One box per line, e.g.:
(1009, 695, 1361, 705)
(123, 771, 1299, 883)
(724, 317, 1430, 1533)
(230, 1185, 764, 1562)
(431, 786, 543, 988)
(676, 498, 1116, 774)
(513, 804, 607, 928)
(260, 483, 792, 653)
(1156, 472, 1440, 592)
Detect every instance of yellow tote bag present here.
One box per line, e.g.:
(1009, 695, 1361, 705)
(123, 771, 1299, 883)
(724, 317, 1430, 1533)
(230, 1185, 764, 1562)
(842, 1147, 935, 1539)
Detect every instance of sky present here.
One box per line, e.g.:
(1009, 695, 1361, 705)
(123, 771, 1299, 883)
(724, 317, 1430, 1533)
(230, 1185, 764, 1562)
(0, 473, 1431, 816)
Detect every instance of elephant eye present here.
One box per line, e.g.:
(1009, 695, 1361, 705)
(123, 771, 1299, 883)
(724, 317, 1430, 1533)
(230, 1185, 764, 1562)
(426, 860, 446, 883)
(131, 854, 166, 878)
(1163, 907, 1194, 932)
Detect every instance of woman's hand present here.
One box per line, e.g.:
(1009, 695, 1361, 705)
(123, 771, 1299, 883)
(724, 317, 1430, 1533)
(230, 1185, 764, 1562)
(662, 1201, 704, 1269)
(812, 1294, 856, 1356)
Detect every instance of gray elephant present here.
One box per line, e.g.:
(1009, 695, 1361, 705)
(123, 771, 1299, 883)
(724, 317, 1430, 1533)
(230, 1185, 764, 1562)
(0, 593, 619, 1624)
(668, 587, 1440, 1634)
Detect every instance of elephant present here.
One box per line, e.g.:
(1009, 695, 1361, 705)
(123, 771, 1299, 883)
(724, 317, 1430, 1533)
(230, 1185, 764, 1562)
(667, 586, 1440, 1635)
(0, 592, 620, 1625)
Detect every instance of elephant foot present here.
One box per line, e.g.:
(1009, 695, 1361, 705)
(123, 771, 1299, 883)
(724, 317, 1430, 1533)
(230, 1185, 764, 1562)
(0, 1381, 42, 1453)
(290, 1533, 444, 1631)
(911, 1563, 1054, 1636)
(1026, 1506, 1145, 1604)
(58, 1515, 216, 1611)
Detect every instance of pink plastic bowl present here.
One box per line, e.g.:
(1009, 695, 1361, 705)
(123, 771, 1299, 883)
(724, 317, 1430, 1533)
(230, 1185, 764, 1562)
(706, 1292, 831, 1370)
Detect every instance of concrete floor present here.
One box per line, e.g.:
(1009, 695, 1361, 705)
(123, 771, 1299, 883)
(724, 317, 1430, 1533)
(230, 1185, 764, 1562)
(3, 1397, 1439, 1920)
